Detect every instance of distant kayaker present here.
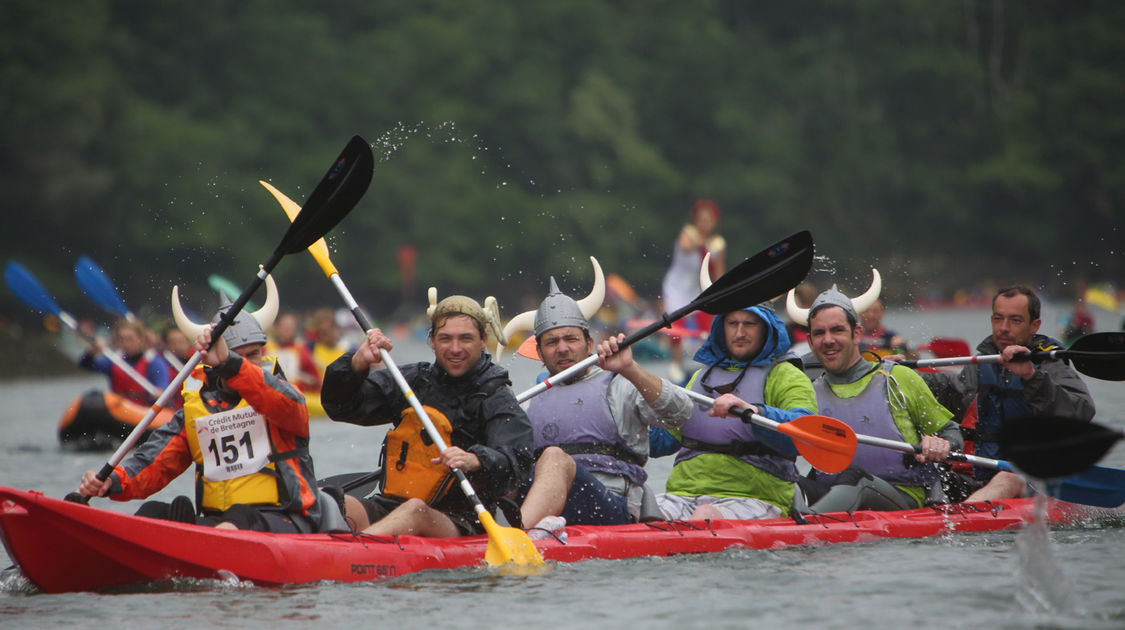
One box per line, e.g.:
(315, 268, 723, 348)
(78, 318, 171, 406)
(858, 298, 918, 360)
(787, 275, 962, 513)
(654, 297, 817, 521)
(77, 274, 341, 533)
(661, 199, 726, 383)
(267, 310, 322, 395)
(500, 259, 692, 534)
(913, 285, 1096, 502)
(320, 293, 534, 538)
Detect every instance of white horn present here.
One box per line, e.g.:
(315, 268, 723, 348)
(699, 252, 713, 291)
(426, 287, 439, 319)
(483, 296, 507, 348)
(786, 289, 810, 327)
(250, 270, 280, 332)
(575, 256, 605, 321)
(172, 285, 210, 341)
(850, 269, 882, 315)
(499, 309, 537, 362)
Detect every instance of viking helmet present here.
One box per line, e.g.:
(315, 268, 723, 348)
(172, 270, 279, 350)
(785, 269, 882, 326)
(426, 288, 506, 346)
(498, 256, 605, 360)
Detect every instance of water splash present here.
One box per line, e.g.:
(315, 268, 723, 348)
(1013, 490, 1078, 614)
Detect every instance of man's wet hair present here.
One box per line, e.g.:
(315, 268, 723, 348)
(993, 285, 1041, 321)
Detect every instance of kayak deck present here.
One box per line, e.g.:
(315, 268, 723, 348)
(0, 486, 1090, 594)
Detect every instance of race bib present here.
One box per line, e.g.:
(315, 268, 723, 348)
(196, 407, 271, 482)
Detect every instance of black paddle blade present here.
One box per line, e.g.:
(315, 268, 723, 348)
(278, 135, 374, 256)
(696, 230, 814, 315)
(1067, 332, 1125, 381)
(998, 416, 1123, 479)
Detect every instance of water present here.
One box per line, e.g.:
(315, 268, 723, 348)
(2, 306, 1123, 629)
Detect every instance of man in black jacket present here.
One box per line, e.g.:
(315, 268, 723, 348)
(321, 294, 534, 537)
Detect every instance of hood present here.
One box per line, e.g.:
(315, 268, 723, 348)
(693, 305, 791, 368)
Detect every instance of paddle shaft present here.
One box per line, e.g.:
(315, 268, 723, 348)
(901, 348, 1120, 370)
(849, 432, 1008, 472)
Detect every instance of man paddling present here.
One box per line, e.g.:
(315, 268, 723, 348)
(502, 261, 692, 531)
(320, 292, 534, 537)
(787, 276, 962, 512)
(79, 318, 171, 406)
(78, 276, 338, 533)
(914, 285, 1096, 501)
(654, 297, 817, 520)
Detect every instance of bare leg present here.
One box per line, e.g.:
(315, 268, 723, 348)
(363, 498, 460, 538)
(344, 495, 371, 530)
(520, 446, 576, 527)
(966, 471, 1027, 502)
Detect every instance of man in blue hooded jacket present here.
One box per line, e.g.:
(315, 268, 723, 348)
(656, 303, 817, 520)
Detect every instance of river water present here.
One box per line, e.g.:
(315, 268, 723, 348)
(1, 305, 1123, 629)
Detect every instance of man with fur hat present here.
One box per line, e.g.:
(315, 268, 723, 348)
(320, 291, 534, 538)
(787, 272, 962, 513)
(78, 276, 338, 533)
(503, 258, 693, 531)
(655, 267, 818, 520)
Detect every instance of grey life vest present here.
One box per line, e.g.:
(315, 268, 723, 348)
(677, 363, 799, 483)
(527, 370, 647, 486)
(813, 364, 939, 488)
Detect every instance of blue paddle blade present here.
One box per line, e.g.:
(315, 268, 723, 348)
(5, 261, 62, 316)
(1046, 465, 1125, 508)
(75, 256, 131, 318)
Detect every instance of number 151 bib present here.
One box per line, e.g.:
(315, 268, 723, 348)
(196, 407, 271, 482)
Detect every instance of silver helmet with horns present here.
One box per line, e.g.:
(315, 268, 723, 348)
(172, 270, 279, 351)
(785, 268, 882, 326)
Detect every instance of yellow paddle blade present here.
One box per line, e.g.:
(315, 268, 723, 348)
(478, 511, 545, 569)
(260, 180, 339, 277)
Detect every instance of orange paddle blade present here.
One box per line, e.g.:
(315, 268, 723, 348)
(780, 415, 857, 474)
(517, 334, 541, 360)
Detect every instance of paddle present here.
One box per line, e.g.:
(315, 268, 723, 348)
(997, 415, 1124, 480)
(74, 256, 135, 321)
(74, 255, 186, 370)
(847, 424, 1125, 508)
(516, 230, 814, 403)
(678, 389, 856, 474)
(78, 135, 374, 496)
(5, 261, 161, 399)
(892, 332, 1125, 381)
(263, 180, 544, 568)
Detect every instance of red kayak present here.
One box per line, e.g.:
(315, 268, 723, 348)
(0, 486, 1094, 594)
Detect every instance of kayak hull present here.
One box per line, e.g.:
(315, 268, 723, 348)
(57, 390, 175, 452)
(0, 486, 1089, 594)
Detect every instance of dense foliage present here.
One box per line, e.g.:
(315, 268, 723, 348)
(2, 1, 1122, 323)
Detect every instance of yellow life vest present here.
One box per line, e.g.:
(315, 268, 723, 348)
(183, 363, 281, 512)
(381, 405, 455, 503)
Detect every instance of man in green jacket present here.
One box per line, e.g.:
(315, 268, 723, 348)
(787, 280, 961, 512)
(656, 303, 817, 520)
